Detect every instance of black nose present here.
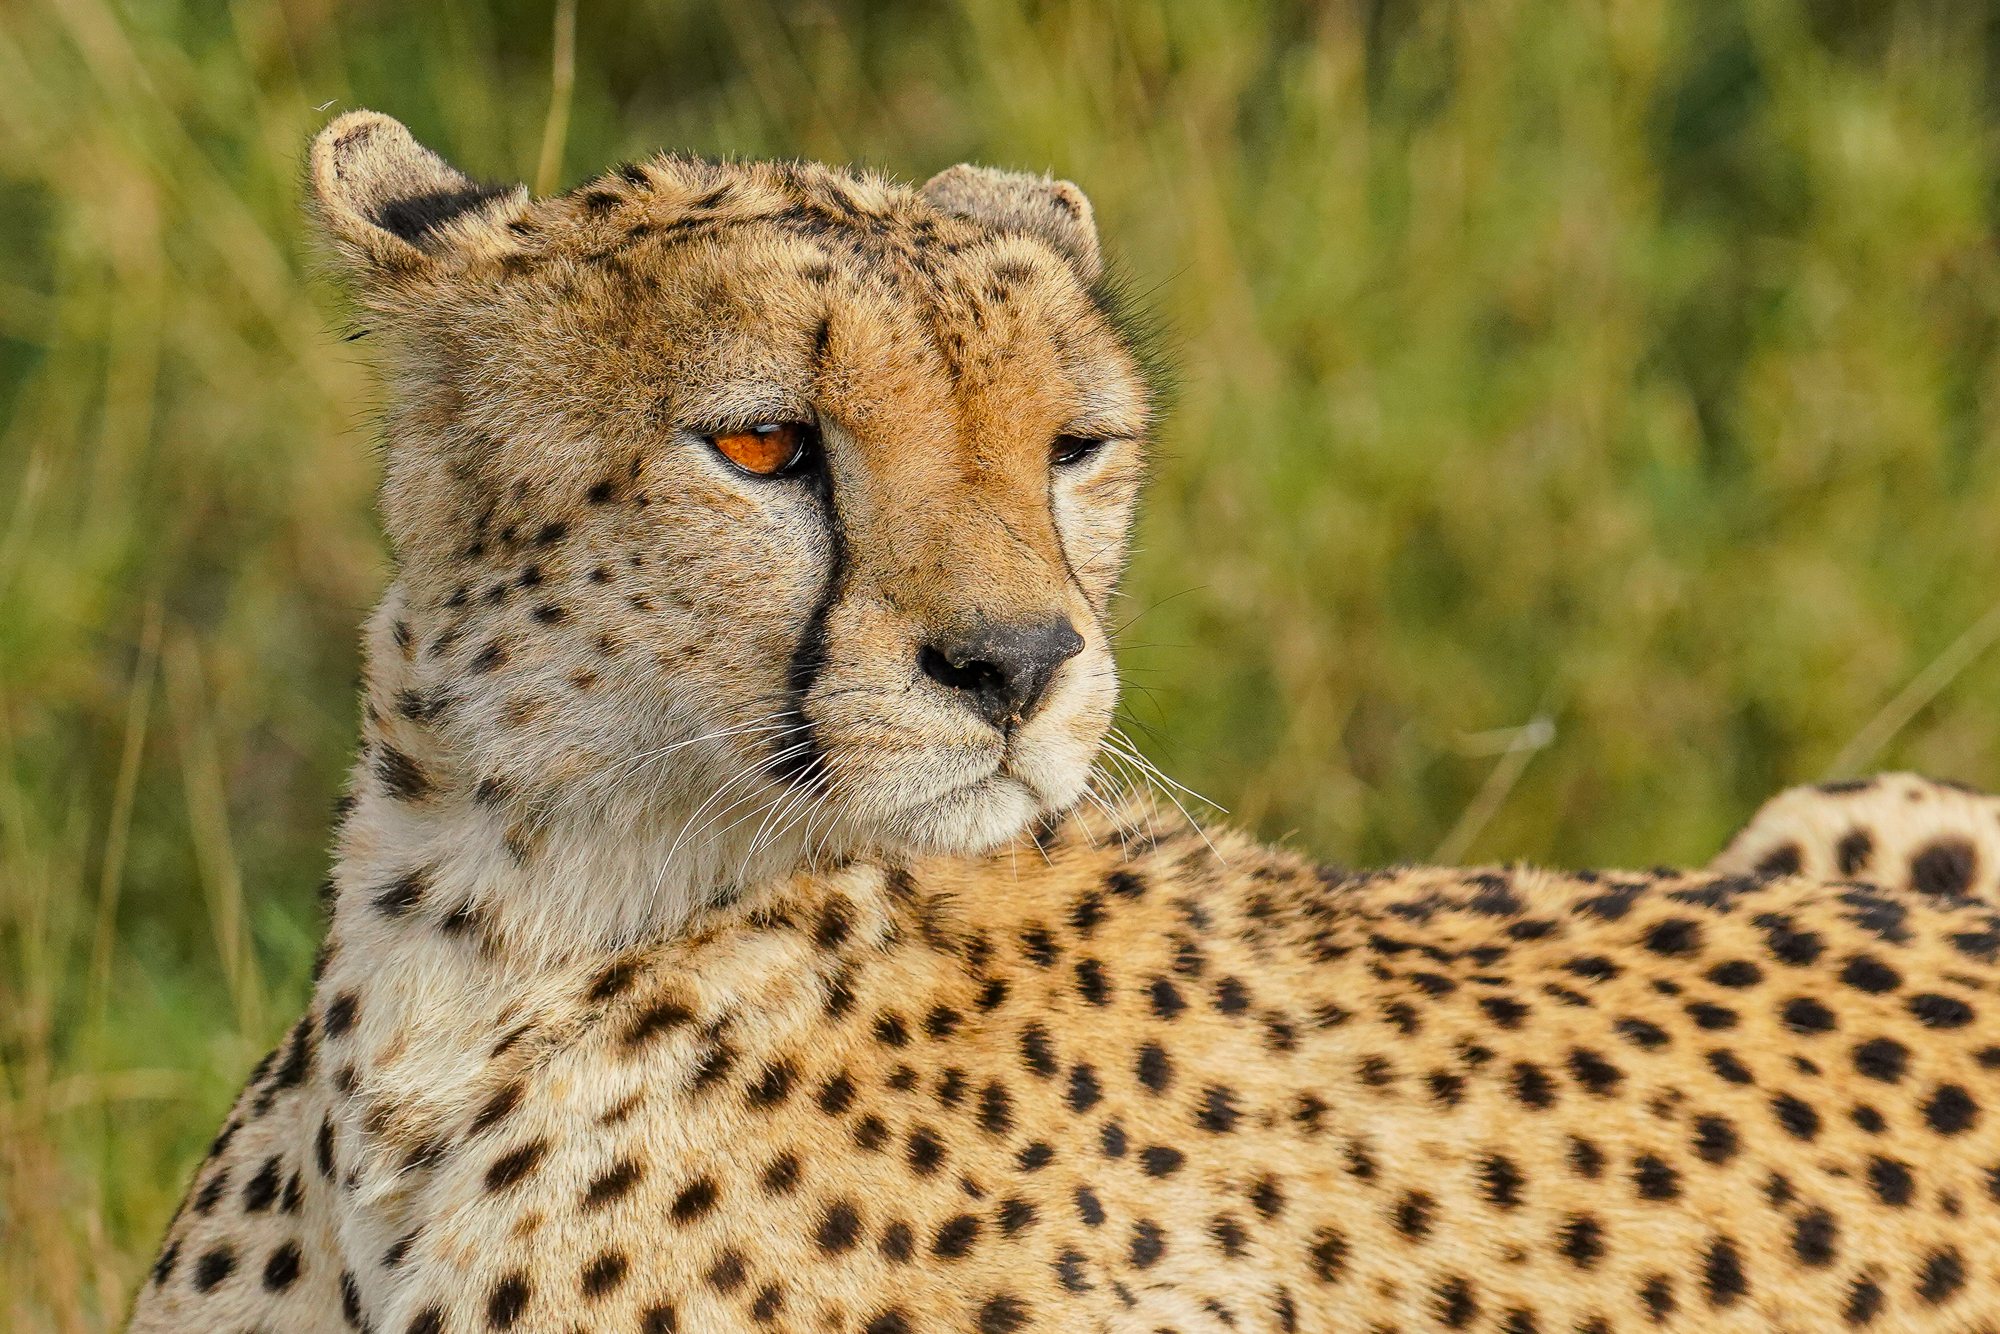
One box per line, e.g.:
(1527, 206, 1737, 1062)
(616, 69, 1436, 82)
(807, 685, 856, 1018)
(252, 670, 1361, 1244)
(919, 617, 1086, 730)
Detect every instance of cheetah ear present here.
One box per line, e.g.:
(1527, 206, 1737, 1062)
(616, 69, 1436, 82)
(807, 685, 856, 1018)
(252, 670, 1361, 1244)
(920, 165, 1101, 284)
(308, 110, 525, 278)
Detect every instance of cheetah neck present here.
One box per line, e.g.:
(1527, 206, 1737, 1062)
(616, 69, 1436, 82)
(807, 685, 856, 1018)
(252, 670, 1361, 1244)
(331, 589, 835, 971)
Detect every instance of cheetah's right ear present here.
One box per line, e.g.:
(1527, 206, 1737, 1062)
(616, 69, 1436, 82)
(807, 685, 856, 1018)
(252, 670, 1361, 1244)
(920, 164, 1102, 285)
(308, 111, 526, 280)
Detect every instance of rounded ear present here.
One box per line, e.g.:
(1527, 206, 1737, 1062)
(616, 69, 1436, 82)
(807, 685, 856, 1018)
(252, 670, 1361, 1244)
(920, 164, 1101, 284)
(307, 111, 526, 279)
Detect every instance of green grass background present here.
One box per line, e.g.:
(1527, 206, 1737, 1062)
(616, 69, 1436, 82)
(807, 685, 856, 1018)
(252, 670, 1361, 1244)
(8, 0, 2000, 1324)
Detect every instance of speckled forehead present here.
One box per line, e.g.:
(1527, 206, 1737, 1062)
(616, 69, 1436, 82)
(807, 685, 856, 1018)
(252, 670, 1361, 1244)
(565, 209, 1128, 455)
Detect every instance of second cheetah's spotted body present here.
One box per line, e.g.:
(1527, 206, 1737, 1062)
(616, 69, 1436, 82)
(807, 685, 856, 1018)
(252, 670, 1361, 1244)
(1714, 773, 2000, 902)
(131, 114, 2000, 1332)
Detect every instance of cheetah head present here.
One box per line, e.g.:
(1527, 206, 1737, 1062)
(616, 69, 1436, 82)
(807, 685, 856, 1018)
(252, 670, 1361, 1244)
(311, 113, 1152, 914)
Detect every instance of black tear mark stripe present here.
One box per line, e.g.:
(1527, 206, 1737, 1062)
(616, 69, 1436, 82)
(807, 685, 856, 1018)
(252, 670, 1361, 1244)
(769, 433, 846, 786)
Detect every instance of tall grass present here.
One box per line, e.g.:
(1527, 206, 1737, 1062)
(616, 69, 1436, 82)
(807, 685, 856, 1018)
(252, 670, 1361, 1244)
(5, 0, 2000, 1325)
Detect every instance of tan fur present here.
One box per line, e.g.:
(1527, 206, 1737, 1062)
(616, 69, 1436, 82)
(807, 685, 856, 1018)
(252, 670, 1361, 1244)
(131, 116, 2000, 1333)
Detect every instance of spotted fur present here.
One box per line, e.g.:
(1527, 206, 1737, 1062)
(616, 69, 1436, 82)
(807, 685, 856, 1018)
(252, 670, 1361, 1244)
(1712, 773, 2000, 903)
(131, 115, 2000, 1333)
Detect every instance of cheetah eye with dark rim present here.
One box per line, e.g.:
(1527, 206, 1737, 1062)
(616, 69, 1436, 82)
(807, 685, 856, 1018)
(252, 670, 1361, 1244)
(710, 422, 815, 477)
(1051, 435, 1108, 468)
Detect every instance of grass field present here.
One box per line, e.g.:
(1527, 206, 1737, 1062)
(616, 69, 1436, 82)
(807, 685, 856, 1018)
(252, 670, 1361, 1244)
(8, 0, 2000, 1325)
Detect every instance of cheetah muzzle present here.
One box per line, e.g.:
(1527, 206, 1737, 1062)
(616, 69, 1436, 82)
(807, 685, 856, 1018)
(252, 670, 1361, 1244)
(130, 114, 2000, 1334)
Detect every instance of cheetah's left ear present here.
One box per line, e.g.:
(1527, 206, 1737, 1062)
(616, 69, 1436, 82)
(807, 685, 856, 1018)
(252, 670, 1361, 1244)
(920, 165, 1101, 285)
(308, 110, 526, 280)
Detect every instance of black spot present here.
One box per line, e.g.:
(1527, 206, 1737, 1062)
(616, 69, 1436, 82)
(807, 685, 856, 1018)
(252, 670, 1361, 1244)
(581, 1251, 628, 1298)
(1707, 1049, 1754, 1084)
(817, 1072, 856, 1115)
(746, 1061, 795, 1109)
(1840, 955, 1899, 994)
(1639, 1274, 1675, 1322)
(372, 868, 428, 917)
(406, 1307, 445, 1334)
(1918, 1247, 1966, 1304)
(1479, 1154, 1524, 1209)
(1197, 1085, 1241, 1132)
(932, 1214, 980, 1259)
(1568, 1048, 1624, 1095)
(1772, 1093, 1820, 1140)
(471, 1082, 525, 1136)
(1569, 1136, 1605, 1177)
(243, 1155, 282, 1211)
(923, 1005, 961, 1039)
(906, 1127, 946, 1176)
(979, 1081, 1013, 1135)
(583, 1158, 643, 1210)
(1137, 1042, 1173, 1093)
(324, 991, 359, 1038)
(1148, 977, 1187, 1019)
(854, 1115, 889, 1150)
(1909, 993, 1975, 1029)
(1015, 1142, 1054, 1171)
(1055, 1248, 1092, 1290)
(1511, 1061, 1556, 1107)
(1021, 926, 1059, 966)
(1615, 1017, 1670, 1049)
(1925, 1083, 1979, 1135)
(1782, 997, 1837, 1034)
(1480, 996, 1531, 1028)
(1559, 1214, 1604, 1268)
(484, 1139, 548, 1192)
(1686, 1001, 1737, 1029)
(1394, 1190, 1435, 1239)
(998, 1196, 1037, 1235)
(641, 1306, 677, 1333)
(1687, 1113, 1738, 1163)
(1214, 976, 1251, 1013)
(1912, 839, 1978, 896)
(1632, 1155, 1680, 1200)
(1128, 1218, 1166, 1268)
(1792, 1209, 1837, 1266)
(816, 1200, 863, 1253)
(671, 1176, 719, 1223)
(1853, 1036, 1908, 1083)
(1139, 1145, 1184, 1177)
(1755, 913, 1824, 966)
(487, 1272, 531, 1329)
(374, 746, 431, 801)
(1843, 1278, 1884, 1326)
(1839, 888, 1912, 944)
(705, 1249, 747, 1293)
(863, 1312, 911, 1334)
(977, 1294, 1030, 1333)
(1700, 1236, 1746, 1306)
(1075, 1185, 1106, 1226)
(1020, 1024, 1058, 1078)
(873, 1012, 910, 1047)
(1836, 829, 1873, 875)
(1566, 955, 1621, 982)
(880, 1222, 915, 1262)
(761, 1153, 800, 1195)
(1433, 1274, 1479, 1328)
(1708, 959, 1761, 988)
(261, 1240, 301, 1291)
(1645, 918, 1703, 956)
(1754, 843, 1802, 878)
(341, 1269, 367, 1328)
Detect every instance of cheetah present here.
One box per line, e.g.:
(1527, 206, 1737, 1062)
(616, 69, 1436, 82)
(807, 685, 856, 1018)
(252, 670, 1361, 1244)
(131, 112, 2000, 1334)
(1712, 773, 2000, 901)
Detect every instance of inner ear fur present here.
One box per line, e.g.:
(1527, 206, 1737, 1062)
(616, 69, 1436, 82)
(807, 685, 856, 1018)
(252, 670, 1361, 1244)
(920, 164, 1101, 284)
(308, 110, 525, 278)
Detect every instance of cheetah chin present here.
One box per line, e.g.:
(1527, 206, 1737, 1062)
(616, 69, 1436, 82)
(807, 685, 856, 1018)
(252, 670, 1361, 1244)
(131, 113, 2000, 1334)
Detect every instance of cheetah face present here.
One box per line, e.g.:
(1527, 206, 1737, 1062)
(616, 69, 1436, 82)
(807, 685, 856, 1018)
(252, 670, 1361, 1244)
(312, 115, 1151, 879)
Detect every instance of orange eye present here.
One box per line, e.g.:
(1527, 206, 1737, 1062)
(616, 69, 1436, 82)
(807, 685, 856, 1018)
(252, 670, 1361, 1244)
(712, 423, 810, 476)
